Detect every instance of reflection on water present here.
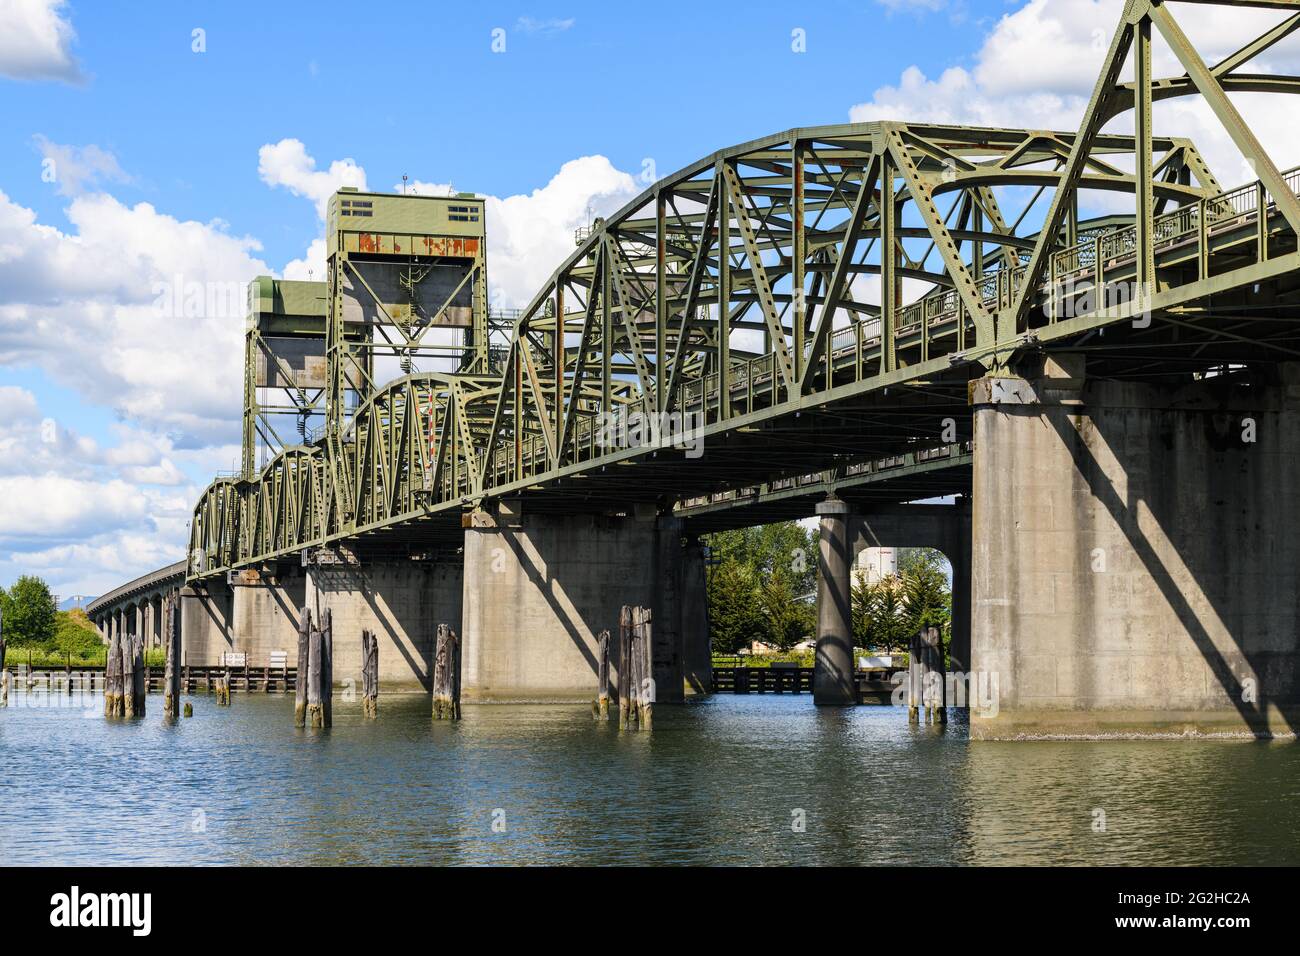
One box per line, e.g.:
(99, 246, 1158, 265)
(1, 692, 1297, 865)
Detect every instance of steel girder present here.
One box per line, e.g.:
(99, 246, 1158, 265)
(188, 0, 1300, 581)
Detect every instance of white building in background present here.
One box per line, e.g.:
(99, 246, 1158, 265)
(854, 547, 896, 583)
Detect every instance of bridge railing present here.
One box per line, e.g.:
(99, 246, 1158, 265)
(788, 162, 1300, 381)
(660, 170, 1293, 442)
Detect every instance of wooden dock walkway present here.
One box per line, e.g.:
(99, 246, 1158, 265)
(710, 666, 901, 703)
(4, 664, 297, 694)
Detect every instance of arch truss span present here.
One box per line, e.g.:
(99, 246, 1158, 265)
(188, 0, 1300, 581)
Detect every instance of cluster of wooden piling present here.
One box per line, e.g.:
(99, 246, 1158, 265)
(907, 625, 947, 724)
(614, 605, 654, 731)
(432, 623, 460, 720)
(296, 606, 333, 728)
(360, 628, 379, 718)
(588, 605, 657, 730)
(104, 630, 147, 718)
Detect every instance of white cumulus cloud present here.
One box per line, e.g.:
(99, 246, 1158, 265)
(0, 189, 269, 443)
(483, 156, 640, 309)
(258, 138, 367, 219)
(0, 0, 82, 83)
(849, 0, 1300, 192)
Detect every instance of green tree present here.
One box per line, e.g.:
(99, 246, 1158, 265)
(759, 568, 815, 651)
(706, 521, 816, 597)
(902, 559, 951, 641)
(0, 576, 57, 648)
(704, 520, 817, 657)
(706, 559, 767, 655)
(851, 571, 913, 654)
(897, 547, 948, 578)
(851, 570, 877, 646)
(874, 575, 913, 653)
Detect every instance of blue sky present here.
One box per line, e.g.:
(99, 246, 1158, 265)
(3, 1, 991, 269)
(1, 0, 1295, 597)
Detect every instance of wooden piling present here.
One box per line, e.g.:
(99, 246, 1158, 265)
(295, 607, 311, 727)
(183, 702, 193, 717)
(627, 609, 639, 726)
(103, 632, 114, 716)
(432, 624, 448, 719)
(432, 623, 461, 720)
(617, 606, 632, 729)
(104, 631, 123, 717)
(920, 625, 946, 724)
(906, 630, 921, 722)
(307, 620, 323, 727)
(163, 597, 181, 719)
(637, 606, 654, 731)
(121, 634, 138, 718)
(593, 629, 610, 720)
(450, 628, 461, 719)
(132, 635, 147, 716)
(0, 612, 7, 707)
(320, 608, 333, 727)
(361, 628, 378, 718)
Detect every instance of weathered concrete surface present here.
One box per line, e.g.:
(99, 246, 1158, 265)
(179, 563, 460, 692)
(971, 359, 1300, 738)
(230, 573, 306, 664)
(305, 561, 463, 693)
(461, 505, 709, 702)
(180, 581, 233, 665)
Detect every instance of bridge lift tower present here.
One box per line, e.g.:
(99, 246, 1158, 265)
(240, 187, 491, 481)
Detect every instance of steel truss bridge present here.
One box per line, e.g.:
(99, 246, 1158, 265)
(190, 0, 1300, 580)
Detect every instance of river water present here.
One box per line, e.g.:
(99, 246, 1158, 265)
(2, 691, 1298, 865)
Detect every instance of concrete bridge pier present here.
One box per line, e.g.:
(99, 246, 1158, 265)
(460, 501, 710, 702)
(180, 579, 234, 664)
(229, 569, 306, 664)
(971, 356, 1300, 738)
(814, 498, 856, 705)
(303, 559, 463, 693)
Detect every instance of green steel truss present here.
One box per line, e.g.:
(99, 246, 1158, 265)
(189, 0, 1300, 580)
